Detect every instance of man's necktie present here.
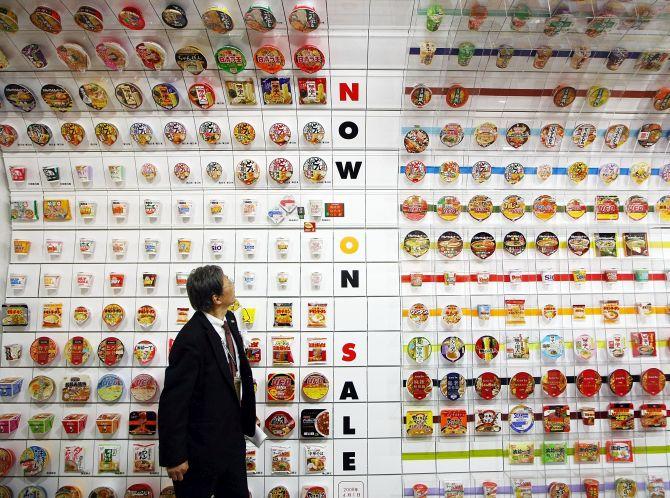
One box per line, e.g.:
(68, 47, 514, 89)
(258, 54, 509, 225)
(222, 321, 238, 379)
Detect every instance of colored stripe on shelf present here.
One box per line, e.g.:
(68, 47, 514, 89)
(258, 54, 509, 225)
(401, 445, 670, 461)
(403, 86, 657, 99)
(408, 47, 641, 59)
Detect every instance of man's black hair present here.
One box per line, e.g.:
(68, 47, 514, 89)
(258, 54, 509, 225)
(186, 265, 225, 312)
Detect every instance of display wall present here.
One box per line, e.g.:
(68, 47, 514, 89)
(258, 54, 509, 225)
(2, 0, 670, 497)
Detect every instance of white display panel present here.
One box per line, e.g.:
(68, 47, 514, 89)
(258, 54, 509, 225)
(0, 0, 670, 497)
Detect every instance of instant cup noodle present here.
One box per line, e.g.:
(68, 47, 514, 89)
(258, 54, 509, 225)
(303, 121, 325, 144)
(634, 268, 649, 282)
(588, 85, 610, 108)
(637, 123, 662, 147)
(118, 6, 145, 29)
(202, 7, 234, 33)
(294, 44, 325, 73)
(4, 84, 37, 112)
(277, 272, 289, 287)
(303, 157, 327, 182)
(175, 272, 188, 288)
(243, 238, 257, 255)
(607, 47, 628, 70)
(177, 238, 192, 254)
(79, 238, 95, 255)
(636, 51, 667, 71)
(289, 3, 320, 32)
(135, 41, 166, 71)
(309, 199, 323, 217)
(30, 6, 62, 33)
(571, 46, 591, 69)
(143, 238, 158, 255)
(506, 123, 530, 148)
(275, 237, 289, 256)
(268, 158, 293, 184)
(95, 42, 126, 71)
(188, 82, 215, 109)
(130, 122, 153, 146)
(209, 199, 224, 218)
(130, 374, 158, 401)
(13, 239, 31, 255)
(310, 238, 323, 256)
(419, 41, 436, 65)
(200, 122, 222, 145)
(41, 84, 73, 112)
(244, 2, 276, 32)
(553, 85, 576, 107)
(242, 199, 258, 218)
(0, 6, 19, 33)
(254, 45, 285, 73)
(269, 122, 291, 146)
(534, 45, 553, 69)
(445, 84, 469, 108)
(242, 271, 256, 288)
(404, 127, 429, 152)
(209, 239, 224, 256)
(112, 200, 128, 220)
(76, 272, 93, 289)
(152, 83, 179, 110)
(511, 3, 530, 29)
(474, 122, 497, 147)
(61, 123, 85, 146)
(109, 273, 125, 289)
(0, 125, 18, 148)
(43, 274, 60, 290)
(56, 43, 90, 72)
(496, 44, 514, 68)
(175, 45, 208, 75)
(162, 4, 188, 28)
(175, 174, 193, 193)
(78, 200, 97, 219)
(114, 83, 144, 110)
(79, 82, 108, 110)
(27, 123, 52, 146)
(108, 239, 127, 258)
(409, 84, 432, 108)
(42, 165, 60, 183)
(409, 273, 423, 287)
(142, 273, 157, 288)
(74, 6, 103, 31)
(134, 340, 156, 365)
(215, 45, 246, 73)
(653, 88, 670, 111)
(469, 3, 488, 30)
(9, 166, 25, 182)
(584, 480, 599, 498)
(177, 199, 192, 219)
(426, 4, 445, 31)
(9, 274, 26, 291)
(21, 43, 47, 69)
(477, 272, 490, 284)
(458, 42, 475, 66)
(45, 239, 63, 255)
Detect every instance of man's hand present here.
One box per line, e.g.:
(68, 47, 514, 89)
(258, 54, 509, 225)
(167, 461, 189, 481)
(256, 417, 261, 427)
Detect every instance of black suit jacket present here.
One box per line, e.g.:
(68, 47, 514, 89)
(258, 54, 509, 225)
(158, 310, 256, 471)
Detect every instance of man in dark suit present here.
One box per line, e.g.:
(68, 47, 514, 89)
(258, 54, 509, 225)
(158, 265, 256, 497)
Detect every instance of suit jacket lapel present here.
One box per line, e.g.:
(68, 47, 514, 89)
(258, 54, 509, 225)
(196, 311, 236, 392)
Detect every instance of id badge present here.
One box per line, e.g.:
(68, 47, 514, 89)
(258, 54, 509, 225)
(234, 374, 242, 401)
